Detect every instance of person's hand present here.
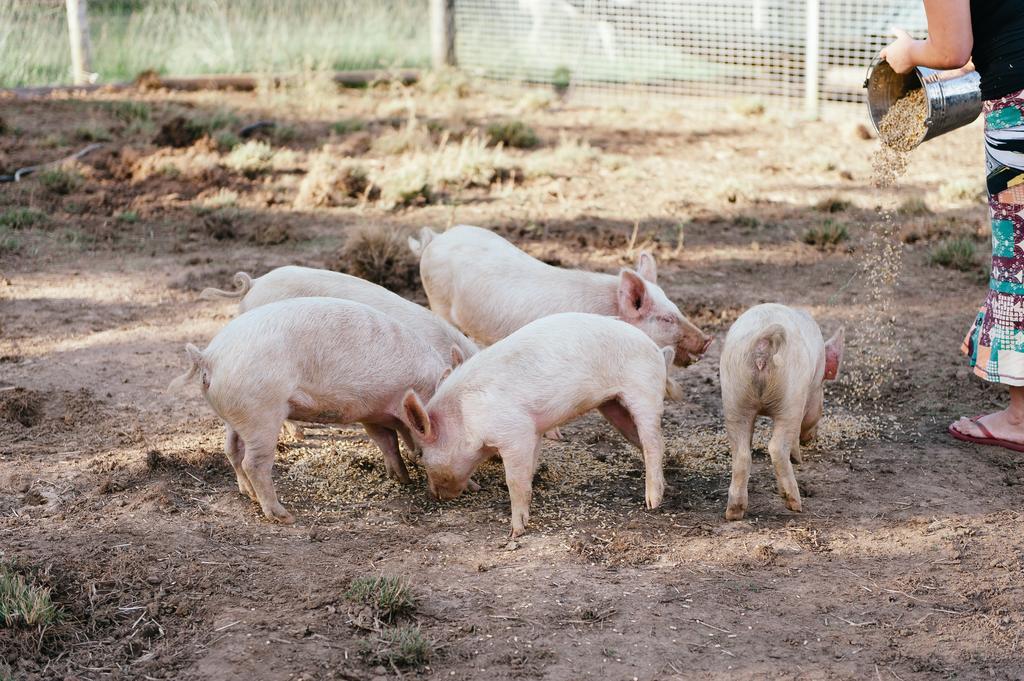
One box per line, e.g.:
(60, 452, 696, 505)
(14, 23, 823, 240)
(879, 27, 918, 74)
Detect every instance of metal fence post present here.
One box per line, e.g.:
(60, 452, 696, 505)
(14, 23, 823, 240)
(803, 0, 820, 118)
(431, 0, 456, 68)
(66, 0, 94, 85)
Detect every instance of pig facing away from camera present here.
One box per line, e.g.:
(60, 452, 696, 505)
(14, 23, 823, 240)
(399, 312, 680, 537)
(409, 224, 711, 367)
(719, 303, 844, 521)
(199, 265, 479, 362)
(169, 297, 454, 524)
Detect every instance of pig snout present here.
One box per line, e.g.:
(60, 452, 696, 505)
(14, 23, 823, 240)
(674, 322, 713, 366)
(427, 472, 466, 501)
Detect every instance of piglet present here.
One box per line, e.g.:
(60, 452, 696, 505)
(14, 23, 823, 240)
(409, 225, 711, 367)
(719, 303, 844, 521)
(399, 312, 680, 537)
(169, 297, 456, 523)
(200, 265, 479, 362)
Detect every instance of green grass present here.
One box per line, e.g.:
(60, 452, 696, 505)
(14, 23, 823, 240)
(1, 0, 430, 88)
(802, 220, 849, 249)
(116, 210, 139, 223)
(486, 120, 539, 149)
(332, 118, 366, 135)
(360, 624, 431, 669)
(815, 195, 852, 213)
(38, 167, 83, 195)
(0, 561, 58, 628)
(345, 575, 416, 623)
(58, 227, 96, 250)
(930, 237, 978, 271)
(0, 226, 21, 254)
(74, 124, 112, 142)
(898, 196, 931, 216)
(214, 130, 241, 151)
(0, 208, 47, 230)
(103, 100, 151, 124)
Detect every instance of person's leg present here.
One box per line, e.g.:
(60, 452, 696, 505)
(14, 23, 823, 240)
(952, 91, 1024, 445)
(951, 385, 1024, 444)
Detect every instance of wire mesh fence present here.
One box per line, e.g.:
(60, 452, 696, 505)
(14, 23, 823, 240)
(453, 0, 927, 106)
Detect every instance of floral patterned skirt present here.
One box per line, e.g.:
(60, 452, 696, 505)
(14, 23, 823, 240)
(963, 88, 1024, 385)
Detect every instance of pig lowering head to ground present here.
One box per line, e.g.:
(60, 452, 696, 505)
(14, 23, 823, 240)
(398, 312, 680, 537)
(719, 303, 844, 521)
(409, 224, 712, 367)
(168, 297, 457, 524)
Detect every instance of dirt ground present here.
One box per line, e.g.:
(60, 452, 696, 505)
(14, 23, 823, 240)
(2, 75, 1022, 680)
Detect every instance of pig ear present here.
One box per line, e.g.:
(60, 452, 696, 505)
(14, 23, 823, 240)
(401, 389, 436, 443)
(450, 345, 465, 368)
(824, 327, 845, 381)
(636, 251, 658, 283)
(435, 367, 452, 392)
(617, 270, 652, 322)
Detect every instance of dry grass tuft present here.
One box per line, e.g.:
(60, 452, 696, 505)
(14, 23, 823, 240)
(224, 140, 275, 177)
(0, 388, 45, 428)
(487, 119, 539, 148)
(0, 561, 59, 628)
(360, 624, 431, 669)
(336, 223, 420, 292)
(295, 153, 373, 208)
(0, 208, 47, 230)
(930, 237, 978, 271)
(898, 196, 931, 216)
(937, 178, 985, 204)
(815, 196, 852, 213)
(346, 575, 416, 623)
(38, 167, 83, 195)
(802, 220, 849, 249)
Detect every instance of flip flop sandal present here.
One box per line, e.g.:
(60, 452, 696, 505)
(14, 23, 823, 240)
(948, 414, 1024, 453)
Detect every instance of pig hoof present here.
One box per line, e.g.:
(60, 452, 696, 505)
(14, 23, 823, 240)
(785, 497, 802, 513)
(467, 479, 481, 493)
(725, 505, 746, 521)
(645, 484, 665, 510)
(265, 505, 295, 524)
(790, 450, 803, 464)
(543, 428, 563, 441)
(509, 526, 526, 538)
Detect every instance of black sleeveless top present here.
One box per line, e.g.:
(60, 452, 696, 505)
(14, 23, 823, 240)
(971, 0, 1024, 100)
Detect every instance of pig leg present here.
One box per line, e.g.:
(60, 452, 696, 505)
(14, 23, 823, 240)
(724, 411, 756, 521)
(362, 424, 412, 484)
(790, 433, 803, 465)
(597, 398, 642, 449)
(499, 435, 541, 538)
(239, 419, 294, 524)
(224, 425, 256, 501)
(767, 417, 802, 513)
(618, 393, 665, 510)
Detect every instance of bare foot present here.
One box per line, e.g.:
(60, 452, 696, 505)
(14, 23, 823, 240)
(950, 409, 1024, 445)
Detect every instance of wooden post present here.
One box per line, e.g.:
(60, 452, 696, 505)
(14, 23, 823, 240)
(66, 0, 94, 85)
(803, 0, 821, 119)
(430, 0, 456, 68)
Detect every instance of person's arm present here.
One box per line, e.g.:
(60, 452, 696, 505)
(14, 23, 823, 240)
(879, 0, 973, 74)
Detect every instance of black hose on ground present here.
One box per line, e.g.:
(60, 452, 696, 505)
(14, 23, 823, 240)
(0, 143, 105, 183)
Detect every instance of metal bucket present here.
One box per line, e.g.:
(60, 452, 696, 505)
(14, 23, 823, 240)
(865, 59, 983, 148)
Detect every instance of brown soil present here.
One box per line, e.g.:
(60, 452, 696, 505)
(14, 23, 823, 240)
(1, 80, 1017, 680)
